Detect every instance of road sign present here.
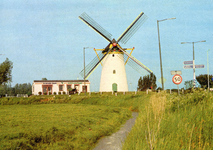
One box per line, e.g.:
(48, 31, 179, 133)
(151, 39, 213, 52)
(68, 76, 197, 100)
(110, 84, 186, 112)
(158, 77, 166, 84)
(184, 65, 205, 69)
(171, 70, 182, 75)
(183, 61, 193, 65)
(195, 64, 205, 68)
(172, 74, 182, 85)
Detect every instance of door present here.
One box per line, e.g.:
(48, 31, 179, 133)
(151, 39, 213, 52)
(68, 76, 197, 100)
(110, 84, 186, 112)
(42, 85, 52, 95)
(82, 86, 87, 93)
(112, 83, 117, 92)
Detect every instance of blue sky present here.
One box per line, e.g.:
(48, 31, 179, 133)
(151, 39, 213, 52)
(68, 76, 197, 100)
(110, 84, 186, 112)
(0, 0, 212, 91)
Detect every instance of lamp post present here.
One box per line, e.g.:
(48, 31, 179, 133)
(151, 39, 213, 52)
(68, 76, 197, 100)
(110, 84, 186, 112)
(157, 17, 176, 90)
(181, 40, 206, 88)
(207, 49, 210, 91)
(83, 47, 93, 96)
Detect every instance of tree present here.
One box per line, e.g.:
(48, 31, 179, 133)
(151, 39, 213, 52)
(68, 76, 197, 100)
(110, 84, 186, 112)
(0, 58, 13, 85)
(14, 83, 32, 95)
(184, 80, 194, 89)
(137, 73, 157, 91)
(196, 74, 213, 88)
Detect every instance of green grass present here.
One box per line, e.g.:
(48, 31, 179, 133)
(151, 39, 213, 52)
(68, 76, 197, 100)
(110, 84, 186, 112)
(0, 104, 132, 149)
(3, 90, 212, 149)
(122, 90, 213, 150)
(0, 92, 150, 149)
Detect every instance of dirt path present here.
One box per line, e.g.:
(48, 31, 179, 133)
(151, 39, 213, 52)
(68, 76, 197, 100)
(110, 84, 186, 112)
(93, 112, 138, 150)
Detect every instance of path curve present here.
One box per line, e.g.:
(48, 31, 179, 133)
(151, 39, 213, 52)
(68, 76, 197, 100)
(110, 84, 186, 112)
(93, 112, 138, 150)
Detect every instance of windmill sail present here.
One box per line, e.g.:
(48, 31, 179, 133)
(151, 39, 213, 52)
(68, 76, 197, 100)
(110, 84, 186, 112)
(79, 51, 104, 78)
(80, 47, 114, 79)
(118, 47, 152, 74)
(117, 12, 148, 44)
(79, 12, 112, 42)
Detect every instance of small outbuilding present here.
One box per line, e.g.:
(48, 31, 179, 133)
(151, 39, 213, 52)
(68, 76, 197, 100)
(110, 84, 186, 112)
(32, 80, 90, 95)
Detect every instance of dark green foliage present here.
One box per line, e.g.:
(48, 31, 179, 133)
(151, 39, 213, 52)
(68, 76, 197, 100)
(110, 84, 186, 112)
(0, 58, 13, 85)
(14, 83, 32, 95)
(196, 74, 213, 88)
(0, 83, 32, 97)
(184, 80, 200, 89)
(137, 73, 157, 91)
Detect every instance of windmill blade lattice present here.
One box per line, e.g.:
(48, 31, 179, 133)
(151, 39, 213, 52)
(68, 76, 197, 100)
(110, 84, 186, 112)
(80, 47, 114, 79)
(123, 53, 152, 75)
(117, 46, 152, 74)
(79, 12, 112, 42)
(80, 51, 104, 78)
(117, 12, 148, 44)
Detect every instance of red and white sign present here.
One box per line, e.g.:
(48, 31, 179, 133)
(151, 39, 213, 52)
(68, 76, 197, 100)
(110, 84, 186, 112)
(172, 74, 182, 85)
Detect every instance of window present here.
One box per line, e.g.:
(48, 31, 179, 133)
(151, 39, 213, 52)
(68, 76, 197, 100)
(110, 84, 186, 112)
(67, 85, 72, 91)
(113, 70, 116, 74)
(59, 85, 63, 91)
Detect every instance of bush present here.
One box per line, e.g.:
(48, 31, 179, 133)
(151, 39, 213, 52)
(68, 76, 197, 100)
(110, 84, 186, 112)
(53, 92, 56, 95)
(49, 92, 51, 95)
(63, 91, 66, 95)
(58, 92, 61, 95)
(44, 92, 47, 95)
(38, 92, 42, 95)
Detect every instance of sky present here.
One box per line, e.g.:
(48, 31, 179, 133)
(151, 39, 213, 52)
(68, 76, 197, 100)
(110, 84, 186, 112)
(0, 0, 212, 91)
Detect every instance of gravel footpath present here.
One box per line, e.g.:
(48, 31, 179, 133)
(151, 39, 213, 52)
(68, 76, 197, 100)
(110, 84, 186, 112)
(93, 112, 139, 150)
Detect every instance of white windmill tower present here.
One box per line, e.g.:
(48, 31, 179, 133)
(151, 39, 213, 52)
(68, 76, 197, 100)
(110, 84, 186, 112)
(79, 12, 153, 92)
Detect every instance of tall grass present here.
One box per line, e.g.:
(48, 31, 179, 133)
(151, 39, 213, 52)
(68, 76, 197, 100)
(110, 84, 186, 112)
(123, 90, 213, 149)
(0, 92, 150, 149)
(0, 104, 132, 149)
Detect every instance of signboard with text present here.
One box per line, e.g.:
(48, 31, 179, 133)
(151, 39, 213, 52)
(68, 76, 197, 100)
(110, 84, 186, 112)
(183, 61, 193, 65)
(184, 65, 205, 69)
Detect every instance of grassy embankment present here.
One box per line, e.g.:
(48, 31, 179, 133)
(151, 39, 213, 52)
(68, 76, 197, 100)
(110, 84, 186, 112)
(123, 89, 213, 150)
(0, 92, 150, 149)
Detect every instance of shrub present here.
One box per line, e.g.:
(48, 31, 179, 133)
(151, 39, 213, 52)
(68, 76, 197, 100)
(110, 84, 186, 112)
(44, 92, 47, 95)
(49, 92, 52, 95)
(38, 92, 42, 95)
(63, 91, 66, 95)
(53, 92, 56, 95)
(58, 92, 61, 95)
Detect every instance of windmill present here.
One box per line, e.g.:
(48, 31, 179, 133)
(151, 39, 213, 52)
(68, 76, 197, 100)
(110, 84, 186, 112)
(79, 12, 153, 92)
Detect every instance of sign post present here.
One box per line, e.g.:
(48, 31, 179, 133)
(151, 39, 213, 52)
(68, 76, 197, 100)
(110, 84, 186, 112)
(172, 74, 182, 95)
(183, 60, 205, 88)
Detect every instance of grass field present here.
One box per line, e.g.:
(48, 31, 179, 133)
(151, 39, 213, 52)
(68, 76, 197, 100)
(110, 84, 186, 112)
(1, 90, 212, 149)
(123, 89, 213, 150)
(0, 92, 149, 149)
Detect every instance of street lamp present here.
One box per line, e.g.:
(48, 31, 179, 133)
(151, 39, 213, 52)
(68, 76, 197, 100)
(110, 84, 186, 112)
(207, 49, 210, 91)
(83, 47, 93, 96)
(181, 40, 206, 88)
(157, 17, 176, 90)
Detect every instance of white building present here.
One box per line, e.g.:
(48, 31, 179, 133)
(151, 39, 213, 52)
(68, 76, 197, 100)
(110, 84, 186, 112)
(32, 80, 90, 95)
